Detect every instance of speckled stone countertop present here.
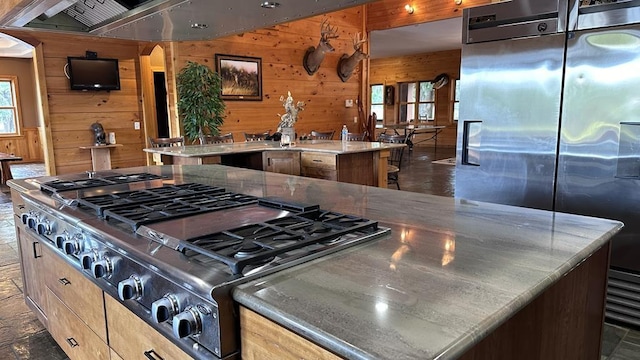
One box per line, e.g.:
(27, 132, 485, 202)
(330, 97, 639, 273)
(230, 172, 623, 359)
(143, 139, 403, 157)
(7, 165, 623, 359)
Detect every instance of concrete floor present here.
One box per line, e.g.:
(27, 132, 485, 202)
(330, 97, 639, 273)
(0, 153, 639, 359)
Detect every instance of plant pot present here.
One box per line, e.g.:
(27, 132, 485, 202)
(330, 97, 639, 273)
(281, 127, 295, 146)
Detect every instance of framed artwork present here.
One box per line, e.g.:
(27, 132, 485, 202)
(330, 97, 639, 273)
(215, 54, 262, 101)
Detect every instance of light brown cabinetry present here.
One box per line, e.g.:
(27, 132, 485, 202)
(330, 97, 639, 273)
(45, 246, 107, 342)
(15, 226, 48, 326)
(47, 288, 110, 360)
(105, 296, 192, 360)
(301, 152, 337, 180)
(240, 307, 341, 360)
(263, 151, 301, 175)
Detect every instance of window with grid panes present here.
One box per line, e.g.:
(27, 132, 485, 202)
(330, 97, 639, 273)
(398, 81, 434, 123)
(370, 84, 384, 128)
(0, 77, 20, 135)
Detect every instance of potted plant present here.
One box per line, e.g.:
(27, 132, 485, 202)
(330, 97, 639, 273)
(177, 61, 226, 144)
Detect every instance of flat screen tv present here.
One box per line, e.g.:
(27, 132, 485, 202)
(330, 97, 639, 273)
(67, 57, 121, 91)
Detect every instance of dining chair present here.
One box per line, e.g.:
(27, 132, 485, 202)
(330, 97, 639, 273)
(310, 130, 335, 140)
(346, 133, 365, 141)
(148, 136, 185, 147)
(203, 133, 234, 144)
(244, 131, 270, 142)
(378, 133, 406, 190)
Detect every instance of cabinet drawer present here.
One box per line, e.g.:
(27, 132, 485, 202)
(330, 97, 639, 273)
(45, 252, 107, 342)
(301, 152, 336, 169)
(105, 296, 192, 360)
(47, 289, 109, 360)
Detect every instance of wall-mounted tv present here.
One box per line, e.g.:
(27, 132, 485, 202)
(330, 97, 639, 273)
(67, 57, 121, 91)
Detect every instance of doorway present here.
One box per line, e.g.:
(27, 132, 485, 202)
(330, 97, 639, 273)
(153, 71, 169, 138)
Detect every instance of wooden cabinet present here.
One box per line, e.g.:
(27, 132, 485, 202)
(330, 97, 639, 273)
(46, 288, 109, 360)
(240, 307, 341, 360)
(263, 151, 301, 175)
(301, 152, 337, 180)
(15, 226, 48, 326)
(45, 247, 107, 342)
(105, 296, 192, 360)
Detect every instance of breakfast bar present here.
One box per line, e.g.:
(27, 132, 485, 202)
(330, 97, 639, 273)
(144, 140, 404, 187)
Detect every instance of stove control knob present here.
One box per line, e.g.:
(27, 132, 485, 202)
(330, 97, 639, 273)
(80, 250, 99, 270)
(36, 219, 53, 236)
(27, 213, 39, 230)
(118, 275, 143, 301)
(92, 257, 113, 279)
(152, 294, 181, 323)
(63, 234, 83, 255)
(55, 232, 68, 249)
(173, 305, 210, 338)
(20, 212, 30, 225)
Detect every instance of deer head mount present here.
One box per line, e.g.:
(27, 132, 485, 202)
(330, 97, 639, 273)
(303, 19, 339, 75)
(337, 32, 368, 82)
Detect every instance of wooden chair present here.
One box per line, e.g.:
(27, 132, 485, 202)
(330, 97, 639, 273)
(148, 136, 184, 147)
(203, 133, 234, 144)
(346, 133, 365, 141)
(378, 133, 406, 190)
(310, 130, 335, 140)
(244, 131, 270, 142)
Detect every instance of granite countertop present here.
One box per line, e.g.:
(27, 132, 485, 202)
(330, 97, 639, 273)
(142, 139, 404, 157)
(7, 165, 622, 359)
(229, 175, 623, 359)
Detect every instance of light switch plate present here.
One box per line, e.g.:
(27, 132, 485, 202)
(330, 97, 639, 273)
(134, 122, 140, 130)
(345, 99, 354, 108)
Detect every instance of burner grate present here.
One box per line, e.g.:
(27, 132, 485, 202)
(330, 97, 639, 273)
(179, 210, 380, 275)
(102, 190, 258, 230)
(40, 172, 164, 193)
(78, 183, 226, 216)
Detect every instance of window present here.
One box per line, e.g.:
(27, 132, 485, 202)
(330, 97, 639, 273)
(452, 79, 460, 122)
(398, 81, 434, 123)
(0, 77, 20, 135)
(370, 84, 384, 127)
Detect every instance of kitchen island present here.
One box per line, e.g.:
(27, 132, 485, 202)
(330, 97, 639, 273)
(9, 165, 621, 360)
(143, 139, 404, 187)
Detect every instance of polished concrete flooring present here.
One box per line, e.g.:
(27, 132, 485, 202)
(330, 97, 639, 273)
(0, 155, 639, 359)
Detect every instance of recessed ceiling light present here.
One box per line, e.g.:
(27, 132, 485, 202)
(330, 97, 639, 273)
(191, 23, 208, 29)
(261, 2, 280, 9)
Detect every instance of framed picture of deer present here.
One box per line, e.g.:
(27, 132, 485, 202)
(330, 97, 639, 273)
(215, 54, 262, 101)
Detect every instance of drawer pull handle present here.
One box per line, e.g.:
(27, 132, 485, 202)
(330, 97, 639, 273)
(32, 242, 42, 259)
(66, 337, 79, 347)
(312, 159, 323, 163)
(58, 278, 71, 286)
(144, 350, 164, 360)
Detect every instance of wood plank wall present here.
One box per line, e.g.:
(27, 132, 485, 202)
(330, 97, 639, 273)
(3, 29, 146, 174)
(366, 0, 492, 31)
(369, 50, 461, 147)
(169, 8, 366, 142)
(0, 127, 42, 161)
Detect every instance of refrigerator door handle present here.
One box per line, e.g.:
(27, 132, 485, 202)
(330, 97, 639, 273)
(461, 120, 482, 166)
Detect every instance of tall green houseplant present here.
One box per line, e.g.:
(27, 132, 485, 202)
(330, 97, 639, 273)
(177, 61, 226, 144)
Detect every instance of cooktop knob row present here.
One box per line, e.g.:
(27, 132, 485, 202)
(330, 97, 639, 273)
(92, 257, 114, 279)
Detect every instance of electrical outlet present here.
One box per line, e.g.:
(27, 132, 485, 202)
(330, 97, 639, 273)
(353, 117, 358, 123)
(134, 122, 140, 130)
(345, 99, 354, 108)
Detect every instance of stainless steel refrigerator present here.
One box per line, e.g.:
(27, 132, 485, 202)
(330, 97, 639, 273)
(456, 0, 640, 327)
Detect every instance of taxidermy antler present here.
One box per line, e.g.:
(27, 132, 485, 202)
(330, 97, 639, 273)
(337, 32, 369, 82)
(303, 19, 339, 75)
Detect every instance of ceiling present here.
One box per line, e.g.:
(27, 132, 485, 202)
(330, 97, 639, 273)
(0, 33, 33, 58)
(0, 0, 463, 59)
(370, 17, 463, 59)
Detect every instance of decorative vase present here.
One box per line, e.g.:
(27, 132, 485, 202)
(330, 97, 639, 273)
(281, 127, 295, 146)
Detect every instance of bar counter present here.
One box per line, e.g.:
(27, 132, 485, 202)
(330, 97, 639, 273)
(143, 140, 405, 187)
